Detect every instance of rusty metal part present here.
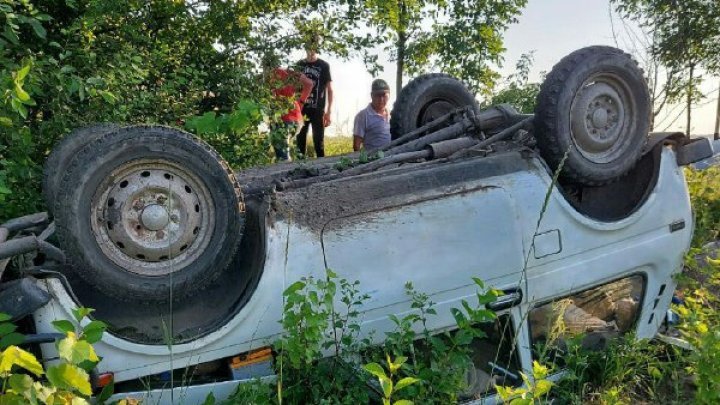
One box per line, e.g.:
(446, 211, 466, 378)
(387, 119, 473, 155)
(91, 159, 215, 277)
(0, 235, 66, 263)
(426, 137, 478, 159)
(385, 106, 471, 149)
(277, 150, 433, 191)
(643, 132, 686, 153)
(462, 117, 534, 154)
(1, 212, 49, 233)
(344, 150, 431, 175)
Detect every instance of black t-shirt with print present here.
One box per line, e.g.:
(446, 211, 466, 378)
(297, 58, 331, 111)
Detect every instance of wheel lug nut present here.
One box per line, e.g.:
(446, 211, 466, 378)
(170, 214, 179, 223)
(156, 230, 165, 238)
(133, 200, 145, 211)
(157, 195, 167, 204)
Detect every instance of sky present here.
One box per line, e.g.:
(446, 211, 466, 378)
(300, 0, 718, 138)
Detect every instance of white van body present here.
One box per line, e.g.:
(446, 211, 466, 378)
(28, 141, 702, 403)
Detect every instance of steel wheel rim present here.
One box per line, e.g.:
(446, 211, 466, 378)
(570, 73, 635, 164)
(418, 99, 455, 127)
(90, 159, 215, 277)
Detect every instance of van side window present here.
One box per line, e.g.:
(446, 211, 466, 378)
(529, 275, 645, 365)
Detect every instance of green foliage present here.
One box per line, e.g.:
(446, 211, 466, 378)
(0, 0, 376, 222)
(185, 100, 271, 168)
(676, 284, 720, 404)
(547, 335, 690, 403)
(495, 361, 553, 404)
(363, 354, 420, 405)
(685, 167, 720, 247)
(368, 279, 500, 403)
(275, 269, 371, 404)
(612, 0, 720, 133)
(359, 0, 527, 94)
(489, 53, 541, 114)
(0, 308, 107, 404)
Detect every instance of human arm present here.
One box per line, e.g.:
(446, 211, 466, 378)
(353, 135, 363, 152)
(352, 111, 364, 151)
(298, 73, 314, 104)
(323, 81, 333, 127)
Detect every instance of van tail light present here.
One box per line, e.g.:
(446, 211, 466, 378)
(94, 372, 114, 388)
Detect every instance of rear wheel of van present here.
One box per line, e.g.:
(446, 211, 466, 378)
(390, 73, 479, 140)
(43, 123, 120, 213)
(534, 46, 651, 186)
(53, 125, 245, 304)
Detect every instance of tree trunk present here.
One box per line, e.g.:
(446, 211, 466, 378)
(396, 31, 405, 96)
(685, 64, 694, 138)
(395, 0, 407, 96)
(714, 81, 719, 140)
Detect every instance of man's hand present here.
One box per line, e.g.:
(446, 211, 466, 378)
(323, 112, 332, 127)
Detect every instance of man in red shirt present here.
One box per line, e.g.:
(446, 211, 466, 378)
(264, 54, 314, 161)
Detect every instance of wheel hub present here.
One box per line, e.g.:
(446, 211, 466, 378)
(419, 99, 455, 126)
(140, 204, 170, 231)
(91, 161, 215, 276)
(570, 77, 631, 164)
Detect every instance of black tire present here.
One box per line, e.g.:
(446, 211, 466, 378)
(43, 124, 120, 213)
(390, 73, 479, 140)
(534, 46, 650, 185)
(53, 125, 245, 303)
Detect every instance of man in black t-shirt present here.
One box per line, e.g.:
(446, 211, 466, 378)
(296, 38, 333, 158)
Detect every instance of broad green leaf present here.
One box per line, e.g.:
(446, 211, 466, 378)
(388, 355, 406, 373)
(16, 63, 31, 82)
(393, 401, 414, 405)
(380, 375, 393, 399)
(534, 379, 553, 397)
(363, 362, 387, 380)
(8, 373, 33, 393)
(10, 98, 28, 118)
(201, 392, 216, 405)
(27, 19, 46, 39)
(0, 346, 44, 376)
(58, 332, 99, 364)
(394, 377, 419, 393)
(0, 392, 26, 405)
(283, 281, 306, 296)
(0, 117, 10, 127)
(13, 84, 30, 102)
(0, 332, 25, 349)
(0, 314, 11, 322)
(46, 363, 92, 396)
(99, 91, 117, 104)
(96, 380, 115, 403)
(471, 277, 485, 289)
(3, 25, 20, 45)
(81, 320, 106, 344)
(71, 308, 93, 323)
(0, 322, 17, 336)
(531, 360, 549, 379)
(52, 320, 75, 335)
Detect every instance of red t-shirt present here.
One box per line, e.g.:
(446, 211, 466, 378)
(271, 68, 303, 123)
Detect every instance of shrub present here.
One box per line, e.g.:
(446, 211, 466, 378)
(0, 308, 110, 404)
